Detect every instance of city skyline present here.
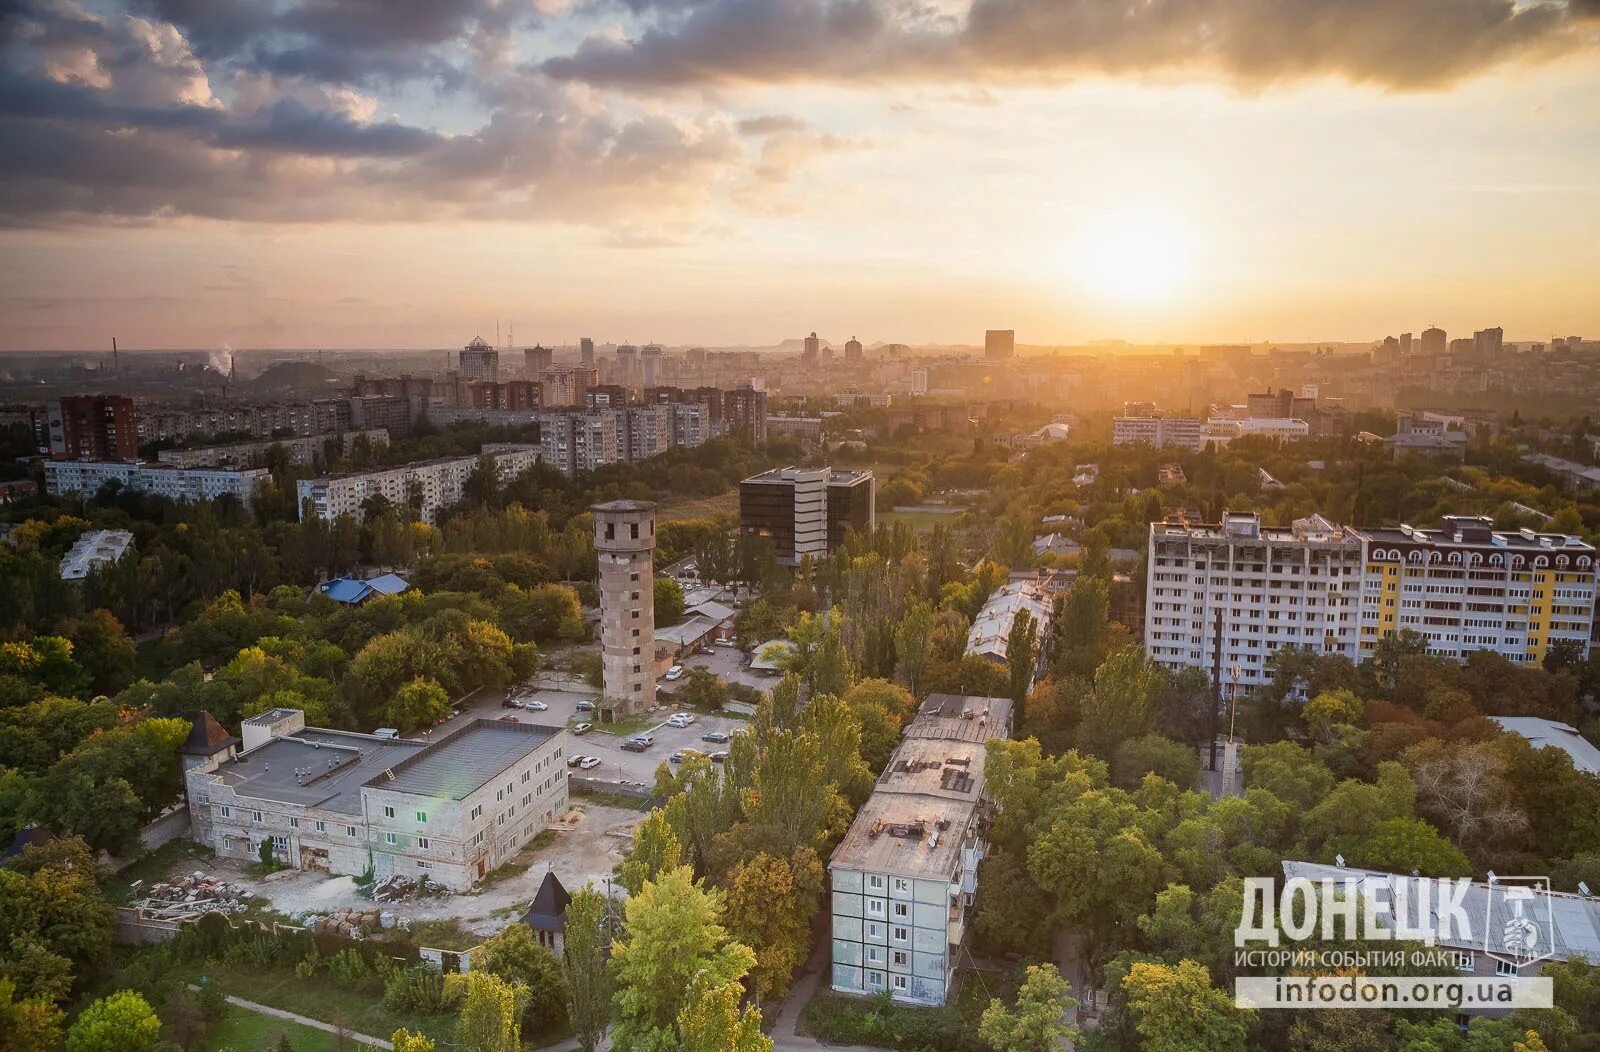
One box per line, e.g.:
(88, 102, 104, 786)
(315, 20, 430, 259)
(3, 0, 1600, 351)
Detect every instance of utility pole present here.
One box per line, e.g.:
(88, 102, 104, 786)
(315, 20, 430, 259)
(1209, 608, 1223, 771)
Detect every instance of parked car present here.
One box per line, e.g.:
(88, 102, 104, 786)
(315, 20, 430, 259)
(500, 697, 520, 709)
(567, 754, 588, 768)
(699, 646, 716, 655)
(665, 665, 685, 681)
(499, 715, 520, 723)
(575, 700, 595, 712)
(701, 730, 730, 744)
(709, 751, 729, 763)
(715, 638, 737, 648)
(523, 699, 549, 711)
(620, 739, 647, 753)
(579, 756, 602, 770)
(633, 734, 656, 746)
(572, 722, 592, 735)
(667, 712, 696, 728)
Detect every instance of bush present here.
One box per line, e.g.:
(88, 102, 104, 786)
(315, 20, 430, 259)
(383, 962, 449, 1013)
(803, 991, 984, 1052)
(327, 947, 372, 987)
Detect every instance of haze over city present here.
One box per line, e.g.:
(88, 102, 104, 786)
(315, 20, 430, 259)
(4, 0, 1600, 350)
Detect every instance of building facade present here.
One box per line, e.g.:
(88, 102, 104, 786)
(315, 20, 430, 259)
(1112, 415, 1207, 451)
(593, 500, 657, 717)
(459, 336, 500, 382)
(49, 395, 138, 461)
(184, 708, 569, 891)
(44, 460, 269, 510)
(296, 446, 539, 524)
(156, 429, 389, 469)
(1145, 512, 1598, 693)
(984, 330, 1015, 360)
(830, 694, 1013, 1006)
(741, 466, 875, 565)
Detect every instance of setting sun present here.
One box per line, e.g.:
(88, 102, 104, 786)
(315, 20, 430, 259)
(1073, 212, 1195, 304)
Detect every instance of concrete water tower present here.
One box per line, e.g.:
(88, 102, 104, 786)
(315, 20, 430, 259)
(592, 499, 657, 717)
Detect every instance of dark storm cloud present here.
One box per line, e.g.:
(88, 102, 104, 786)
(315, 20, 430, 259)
(544, 0, 1594, 90)
(0, 0, 773, 227)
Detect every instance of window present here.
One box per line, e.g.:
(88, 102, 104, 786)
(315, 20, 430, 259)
(315, 820, 326, 833)
(346, 825, 357, 838)
(471, 831, 485, 846)
(893, 877, 910, 894)
(289, 817, 300, 829)
(272, 835, 287, 850)
(868, 899, 885, 917)
(868, 874, 885, 891)
(521, 771, 530, 783)
(220, 805, 233, 819)
(471, 805, 483, 820)
(868, 972, 885, 989)
(252, 810, 263, 823)
(892, 926, 908, 943)
(866, 947, 883, 964)
(866, 923, 883, 939)
(893, 902, 909, 918)
(415, 810, 427, 823)
(385, 832, 398, 846)
(416, 861, 432, 870)
(1496, 959, 1518, 977)
(417, 837, 430, 849)
(893, 951, 908, 966)
(384, 806, 395, 819)
(893, 975, 908, 991)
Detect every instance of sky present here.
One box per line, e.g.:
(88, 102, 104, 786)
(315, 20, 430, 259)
(2, 0, 1599, 352)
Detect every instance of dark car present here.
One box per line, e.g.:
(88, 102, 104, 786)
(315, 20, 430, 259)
(620, 738, 649, 753)
(500, 697, 519, 709)
(701, 731, 731, 744)
(575, 700, 595, 712)
(710, 751, 729, 763)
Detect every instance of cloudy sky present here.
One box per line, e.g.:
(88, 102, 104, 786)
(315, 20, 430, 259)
(2, 0, 1598, 351)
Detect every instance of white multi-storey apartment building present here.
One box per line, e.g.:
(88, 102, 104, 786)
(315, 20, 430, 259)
(183, 708, 568, 891)
(1145, 512, 1366, 693)
(155, 429, 390, 469)
(44, 460, 269, 511)
(830, 694, 1012, 1006)
(1145, 512, 1598, 692)
(1112, 415, 1206, 450)
(296, 446, 538, 524)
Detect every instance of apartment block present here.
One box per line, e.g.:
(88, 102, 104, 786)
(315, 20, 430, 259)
(830, 694, 1013, 1006)
(48, 395, 138, 460)
(740, 466, 875, 565)
(184, 708, 568, 891)
(44, 460, 269, 510)
(295, 446, 539, 524)
(1145, 512, 1598, 693)
(1112, 415, 1206, 450)
(155, 429, 389, 469)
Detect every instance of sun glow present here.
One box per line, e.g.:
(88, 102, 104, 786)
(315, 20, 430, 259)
(1071, 211, 1195, 304)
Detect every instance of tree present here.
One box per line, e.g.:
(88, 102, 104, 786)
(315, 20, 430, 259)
(619, 805, 686, 895)
(1076, 647, 1158, 760)
(609, 866, 757, 1052)
(654, 578, 686, 628)
(978, 963, 1079, 1052)
(562, 888, 613, 1052)
(0, 836, 114, 1003)
(1052, 576, 1109, 678)
(893, 602, 935, 699)
(1112, 734, 1199, 791)
(676, 969, 770, 1052)
(0, 977, 63, 1052)
(1346, 817, 1470, 878)
(1122, 960, 1253, 1052)
(392, 1030, 437, 1052)
(1006, 609, 1038, 708)
(66, 990, 161, 1052)
(1302, 689, 1364, 743)
(384, 677, 451, 733)
(473, 922, 567, 1034)
(447, 971, 523, 1052)
(723, 849, 825, 1002)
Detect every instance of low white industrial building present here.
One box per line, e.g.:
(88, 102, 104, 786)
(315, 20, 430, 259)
(58, 528, 134, 580)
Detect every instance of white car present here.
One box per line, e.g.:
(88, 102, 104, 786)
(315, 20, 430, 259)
(667, 712, 696, 728)
(523, 699, 549, 711)
(579, 756, 602, 770)
(664, 665, 684, 681)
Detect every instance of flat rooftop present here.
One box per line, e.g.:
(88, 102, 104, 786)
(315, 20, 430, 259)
(374, 719, 561, 801)
(741, 465, 873, 485)
(908, 694, 1013, 744)
(832, 736, 988, 881)
(211, 729, 426, 815)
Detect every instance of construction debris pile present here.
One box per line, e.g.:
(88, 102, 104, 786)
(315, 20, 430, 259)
(131, 872, 252, 917)
(367, 873, 450, 904)
(302, 906, 406, 937)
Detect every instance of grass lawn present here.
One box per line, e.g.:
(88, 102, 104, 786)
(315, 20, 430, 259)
(204, 1004, 342, 1052)
(657, 492, 737, 523)
(172, 962, 458, 1045)
(592, 713, 659, 738)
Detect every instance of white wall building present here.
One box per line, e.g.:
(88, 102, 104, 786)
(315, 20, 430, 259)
(184, 708, 569, 891)
(59, 528, 134, 580)
(44, 460, 269, 511)
(830, 694, 1013, 1006)
(964, 580, 1052, 689)
(296, 446, 538, 524)
(156, 429, 390, 469)
(1112, 416, 1206, 451)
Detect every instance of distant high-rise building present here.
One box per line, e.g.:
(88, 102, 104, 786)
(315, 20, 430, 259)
(641, 344, 663, 387)
(844, 337, 863, 363)
(525, 345, 554, 377)
(1473, 327, 1504, 356)
(1400, 332, 1413, 356)
(985, 329, 1015, 360)
(686, 347, 706, 370)
(724, 386, 768, 444)
(1379, 336, 1401, 362)
(803, 332, 820, 362)
(739, 465, 874, 565)
(1419, 327, 1447, 357)
(459, 336, 499, 382)
(48, 395, 138, 461)
(580, 337, 595, 369)
(615, 345, 638, 386)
